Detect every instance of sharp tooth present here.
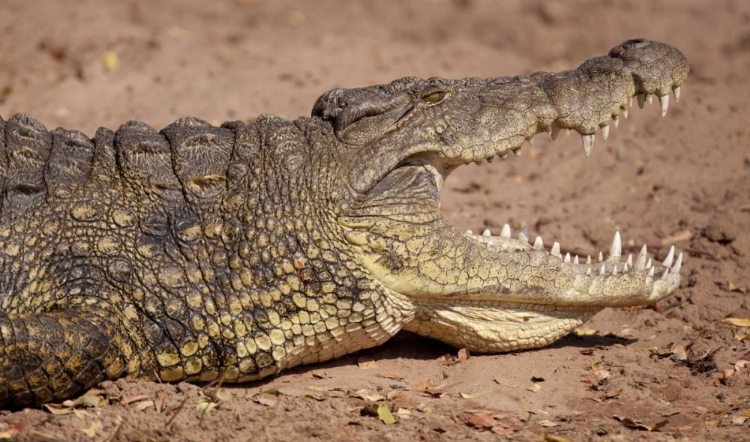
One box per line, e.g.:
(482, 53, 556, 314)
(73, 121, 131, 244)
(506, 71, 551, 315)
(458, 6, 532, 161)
(501, 224, 512, 238)
(586, 267, 592, 276)
(623, 262, 629, 272)
(672, 253, 683, 273)
(487, 156, 494, 163)
(661, 267, 670, 280)
(637, 93, 646, 109)
(466, 230, 473, 235)
(564, 253, 571, 263)
(648, 267, 655, 277)
(646, 258, 652, 269)
(551, 123, 560, 140)
(662, 245, 675, 268)
(626, 254, 633, 266)
(629, 97, 634, 108)
(600, 264, 606, 275)
(551, 242, 560, 257)
(534, 236, 544, 250)
(518, 231, 528, 243)
(582, 134, 595, 157)
(500, 153, 509, 160)
(512, 148, 522, 157)
(609, 231, 622, 258)
(635, 245, 648, 270)
(612, 265, 618, 276)
(647, 93, 654, 104)
(622, 108, 628, 119)
(586, 255, 591, 264)
(601, 125, 610, 141)
(659, 94, 669, 117)
(574, 255, 579, 264)
(598, 251, 603, 262)
(482, 229, 491, 237)
(613, 115, 619, 128)
(674, 85, 681, 103)
(527, 137, 534, 145)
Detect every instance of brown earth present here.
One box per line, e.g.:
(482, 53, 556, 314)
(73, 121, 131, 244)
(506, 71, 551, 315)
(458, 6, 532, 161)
(1, 0, 750, 440)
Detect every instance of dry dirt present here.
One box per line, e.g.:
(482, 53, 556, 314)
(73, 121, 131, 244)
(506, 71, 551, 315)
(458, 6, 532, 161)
(1, 0, 750, 441)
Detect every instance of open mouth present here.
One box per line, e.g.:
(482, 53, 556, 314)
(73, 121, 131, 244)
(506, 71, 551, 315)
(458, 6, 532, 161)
(384, 88, 684, 298)
(332, 38, 688, 352)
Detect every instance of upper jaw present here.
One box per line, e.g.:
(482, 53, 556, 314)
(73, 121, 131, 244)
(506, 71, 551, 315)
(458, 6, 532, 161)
(335, 39, 688, 194)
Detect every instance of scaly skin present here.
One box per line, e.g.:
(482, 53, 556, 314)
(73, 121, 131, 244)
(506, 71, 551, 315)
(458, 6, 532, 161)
(0, 39, 689, 407)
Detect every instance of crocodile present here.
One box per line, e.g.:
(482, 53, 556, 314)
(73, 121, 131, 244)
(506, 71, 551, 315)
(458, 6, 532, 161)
(0, 39, 689, 407)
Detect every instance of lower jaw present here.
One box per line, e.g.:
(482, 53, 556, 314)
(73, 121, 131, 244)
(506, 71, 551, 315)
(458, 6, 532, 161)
(401, 298, 598, 353)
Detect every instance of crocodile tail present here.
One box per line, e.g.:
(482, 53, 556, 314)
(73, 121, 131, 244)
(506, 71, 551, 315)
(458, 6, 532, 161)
(0, 309, 127, 407)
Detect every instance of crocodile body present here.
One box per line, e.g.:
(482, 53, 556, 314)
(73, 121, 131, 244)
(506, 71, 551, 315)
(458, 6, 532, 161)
(0, 39, 689, 407)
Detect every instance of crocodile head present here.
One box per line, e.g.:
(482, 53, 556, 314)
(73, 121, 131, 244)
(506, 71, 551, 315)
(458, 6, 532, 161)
(313, 39, 689, 352)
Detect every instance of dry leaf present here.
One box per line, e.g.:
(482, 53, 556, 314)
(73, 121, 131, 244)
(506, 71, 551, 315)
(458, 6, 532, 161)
(44, 394, 101, 415)
(415, 379, 434, 390)
(613, 415, 668, 432)
(527, 384, 542, 393)
(155, 391, 167, 413)
(464, 411, 495, 429)
(134, 400, 154, 412)
(661, 230, 692, 246)
(43, 403, 75, 415)
(396, 408, 412, 419)
(670, 344, 688, 361)
(459, 392, 477, 399)
(215, 388, 233, 402)
(574, 328, 598, 336)
(735, 360, 750, 370)
(352, 389, 385, 402)
(80, 421, 102, 438)
(538, 419, 559, 427)
(727, 282, 746, 293)
(381, 372, 405, 380)
(102, 52, 120, 71)
(377, 404, 396, 425)
(594, 370, 611, 384)
(731, 415, 748, 425)
(357, 357, 379, 370)
(121, 394, 148, 405)
(196, 394, 219, 412)
(494, 426, 519, 436)
(591, 388, 622, 402)
(722, 317, 750, 327)
(545, 435, 571, 442)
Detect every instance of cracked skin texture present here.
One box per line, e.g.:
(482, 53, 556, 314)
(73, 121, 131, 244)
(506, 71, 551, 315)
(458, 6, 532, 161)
(0, 39, 689, 407)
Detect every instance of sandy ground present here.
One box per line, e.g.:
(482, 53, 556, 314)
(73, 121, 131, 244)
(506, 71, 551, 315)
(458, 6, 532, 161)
(1, 0, 749, 440)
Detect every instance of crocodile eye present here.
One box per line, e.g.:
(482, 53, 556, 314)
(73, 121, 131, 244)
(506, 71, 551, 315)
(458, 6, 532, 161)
(422, 91, 447, 104)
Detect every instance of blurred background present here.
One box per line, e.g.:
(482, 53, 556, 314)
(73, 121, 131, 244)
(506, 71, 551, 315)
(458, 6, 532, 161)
(1, 0, 742, 135)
